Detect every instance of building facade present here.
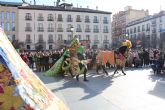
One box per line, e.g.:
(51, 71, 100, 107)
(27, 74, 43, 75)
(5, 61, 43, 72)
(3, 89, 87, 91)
(111, 6, 149, 47)
(126, 11, 165, 50)
(0, 1, 22, 47)
(18, 3, 112, 50)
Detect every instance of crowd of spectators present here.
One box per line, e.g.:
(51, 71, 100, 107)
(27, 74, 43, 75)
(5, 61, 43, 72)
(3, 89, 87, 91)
(19, 48, 165, 74)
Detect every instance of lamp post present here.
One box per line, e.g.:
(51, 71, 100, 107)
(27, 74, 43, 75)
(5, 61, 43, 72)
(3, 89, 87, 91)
(70, 26, 74, 39)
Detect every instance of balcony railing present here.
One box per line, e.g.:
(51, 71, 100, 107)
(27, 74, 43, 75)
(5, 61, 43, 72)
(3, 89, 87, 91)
(76, 28, 82, 32)
(76, 18, 82, 22)
(103, 20, 108, 24)
(93, 20, 99, 23)
(85, 19, 90, 23)
(57, 28, 63, 32)
(47, 17, 54, 21)
(57, 18, 63, 21)
(47, 28, 54, 32)
(94, 40, 99, 44)
(93, 29, 99, 33)
(103, 30, 109, 33)
(67, 28, 72, 32)
(37, 27, 44, 32)
(67, 18, 73, 22)
(25, 39, 32, 43)
(25, 27, 32, 32)
(103, 40, 109, 44)
(37, 17, 44, 21)
(85, 29, 91, 32)
(38, 39, 45, 43)
(25, 16, 32, 20)
(47, 39, 54, 43)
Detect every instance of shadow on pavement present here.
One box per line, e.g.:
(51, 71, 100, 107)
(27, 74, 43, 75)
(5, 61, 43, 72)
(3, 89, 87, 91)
(51, 72, 114, 100)
(148, 80, 165, 100)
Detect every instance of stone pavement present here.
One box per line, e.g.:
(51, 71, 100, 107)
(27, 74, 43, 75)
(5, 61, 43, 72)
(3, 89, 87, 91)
(36, 68, 165, 110)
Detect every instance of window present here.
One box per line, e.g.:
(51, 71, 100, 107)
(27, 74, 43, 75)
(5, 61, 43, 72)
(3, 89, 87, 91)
(134, 27, 136, 33)
(142, 25, 145, 31)
(67, 15, 72, 22)
(6, 12, 10, 20)
(48, 34, 53, 40)
(26, 34, 31, 40)
(12, 35, 15, 41)
(38, 34, 43, 41)
(94, 35, 98, 40)
(86, 35, 90, 40)
(25, 13, 32, 20)
(1, 11, 4, 20)
(68, 34, 72, 40)
(27, 45, 30, 50)
(104, 35, 108, 40)
(58, 34, 63, 40)
(57, 14, 63, 21)
(49, 45, 53, 50)
(6, 22, 10, 31)
(103, 17, 108, 23)
(1, 22, 4, 30)
(138, 26, 140, 32)
(12, 12, 15, 20)
(146, 23, 150, 31)
(12, 23, 15, 31)
(160, 17, 162, 22)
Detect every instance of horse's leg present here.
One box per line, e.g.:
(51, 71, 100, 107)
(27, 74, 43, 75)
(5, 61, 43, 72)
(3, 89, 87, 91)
(96, 64, 100, 74)
(83, 67, 88, 81)
(121, 67, 126, 75)
(113, 67, 118, 76)
(102, 65, 108, 75)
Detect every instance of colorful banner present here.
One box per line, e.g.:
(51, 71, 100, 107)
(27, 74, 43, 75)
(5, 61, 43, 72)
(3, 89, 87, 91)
(0, 27, 69, 110)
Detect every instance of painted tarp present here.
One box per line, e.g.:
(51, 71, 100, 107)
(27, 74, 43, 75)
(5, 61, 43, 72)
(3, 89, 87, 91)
(0, 27, 69, 110)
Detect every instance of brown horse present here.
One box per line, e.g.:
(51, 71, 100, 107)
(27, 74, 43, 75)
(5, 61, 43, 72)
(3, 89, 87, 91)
(95, 49, 130, 76)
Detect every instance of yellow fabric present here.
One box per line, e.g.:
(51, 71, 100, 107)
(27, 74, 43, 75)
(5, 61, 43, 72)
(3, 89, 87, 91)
(122, 40, 132, 48)
(0, 86, 23, 110)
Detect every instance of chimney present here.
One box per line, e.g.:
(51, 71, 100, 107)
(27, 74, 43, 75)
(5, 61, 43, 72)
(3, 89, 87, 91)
(34, 0, 36, 5)
(96, 6, 98, 10)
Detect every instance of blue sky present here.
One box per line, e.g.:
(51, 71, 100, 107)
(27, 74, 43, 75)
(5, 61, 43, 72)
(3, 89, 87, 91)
(5, 0, 165, 15)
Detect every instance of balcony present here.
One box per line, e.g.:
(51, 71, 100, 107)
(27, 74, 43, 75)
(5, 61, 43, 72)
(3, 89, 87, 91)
(57, 18, 63, 21)
(94, 40, 99, 44)
(38, 39, 45, 43)
(47, 28, 54, 32)
(85, 19, 90, 23)
(146, 28, 150, 32)
(76, 28, 82, 32)
(47, 17, 54, 21)
(103, 40, 109, 44)
(67, 18, 73, 22)
(25, 27, 32, 32)
(25, 39, 32, 43)
(93, 29, 99, 33)
(37, 17, 44, 21)
(93, 20, 99, 23)
(152, 30, 156, 33)
(67, 28, 72, 32)
(37, 27, 44, 32)
(85, 29, 91, 32)
(103, 20, 108, 24)
(76, 18, 82, 22)
(57, 28, 63, 32)
(25, 16, 32, 20)
(47, 39, 54, 43)
(103, 29, 109, 33)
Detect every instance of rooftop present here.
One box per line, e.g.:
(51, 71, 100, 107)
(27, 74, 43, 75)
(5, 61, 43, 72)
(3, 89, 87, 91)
(18, 4, 112, 14)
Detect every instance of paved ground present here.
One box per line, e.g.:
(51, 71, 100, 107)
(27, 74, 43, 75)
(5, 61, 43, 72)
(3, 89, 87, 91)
(36, 68, 165, 110)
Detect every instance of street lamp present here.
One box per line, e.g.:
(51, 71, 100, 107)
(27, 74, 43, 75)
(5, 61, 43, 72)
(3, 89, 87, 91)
(70, 26, 74, 38)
